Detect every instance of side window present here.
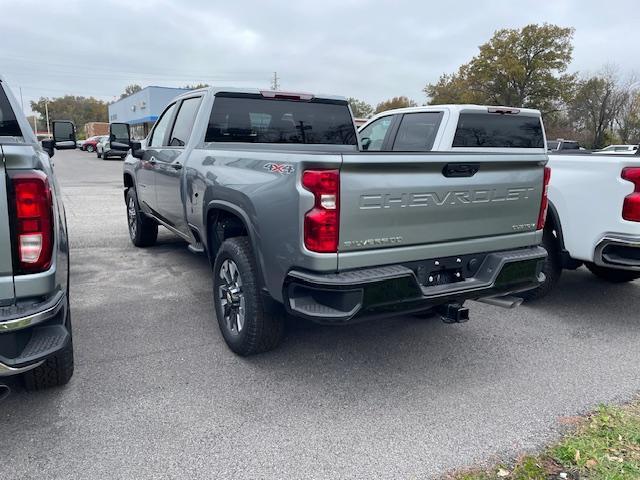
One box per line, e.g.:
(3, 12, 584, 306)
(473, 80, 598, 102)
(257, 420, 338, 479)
(359, 116, 393, 151)
(169, 97, 202, 147)
(0, 87, 21, 137)
(149, 102, 177, 148)
(392, 112, 443, 151)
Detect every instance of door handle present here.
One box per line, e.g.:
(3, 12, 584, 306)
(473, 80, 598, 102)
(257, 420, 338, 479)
(172, 163, 183, 170)
(148, 156, 157, 165)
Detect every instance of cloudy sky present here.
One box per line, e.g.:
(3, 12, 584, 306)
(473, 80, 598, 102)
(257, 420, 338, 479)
(1, 0, 639, 114)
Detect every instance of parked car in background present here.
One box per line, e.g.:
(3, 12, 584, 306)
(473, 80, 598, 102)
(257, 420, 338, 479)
(81, 135, 106, 152)
(110, 91, 548, 355)
(520, 149, 640, 299)
(0, 76, 75, 391)
(97, 136, 126, 160)
(596, 144, 639, 154)
(547, 139, 584, 152)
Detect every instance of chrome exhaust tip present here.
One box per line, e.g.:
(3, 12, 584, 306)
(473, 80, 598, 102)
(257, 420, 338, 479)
(477, 295, 524, 309)
(0, 384, 10, 402)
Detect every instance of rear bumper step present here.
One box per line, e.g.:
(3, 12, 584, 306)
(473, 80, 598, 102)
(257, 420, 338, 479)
(284, 246, 546, 323)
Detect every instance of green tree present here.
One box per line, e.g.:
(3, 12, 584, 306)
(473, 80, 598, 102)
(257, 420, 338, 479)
(347, 97, 374, 118)
(120, 84, 143, 99)
(183, 83, 210, 89)
(374, 96, 417, 114)
(425, 23, 576, 114)
(30, 96, 108, 132)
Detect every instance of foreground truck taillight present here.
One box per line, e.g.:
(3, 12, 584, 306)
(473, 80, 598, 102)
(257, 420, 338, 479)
(537, 166, 551, 230)
(302, 169, 340, 253)
(9, 170, 54, 273)
(622, 167, 640, 222)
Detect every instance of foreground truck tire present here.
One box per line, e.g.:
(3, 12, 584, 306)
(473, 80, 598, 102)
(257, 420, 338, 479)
(126, 188, 158, 247)
(213, 237, 284, 355)
(585, 263, 640, 283)
(520, 230, 562, 302)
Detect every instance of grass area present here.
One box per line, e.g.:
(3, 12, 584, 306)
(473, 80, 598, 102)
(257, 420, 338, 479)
(450, 401, 640, 480)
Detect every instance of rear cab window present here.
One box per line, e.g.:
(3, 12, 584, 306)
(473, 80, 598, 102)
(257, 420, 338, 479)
(453, 112, 544, 148)
(0, 86, 21, 138)
(205, 93, 356, 145)
(392, 112, 443, 151)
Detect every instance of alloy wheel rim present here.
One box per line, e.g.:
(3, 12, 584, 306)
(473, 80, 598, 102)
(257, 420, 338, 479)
(128, 196, 137, 238)
(218, 259, 245, 335)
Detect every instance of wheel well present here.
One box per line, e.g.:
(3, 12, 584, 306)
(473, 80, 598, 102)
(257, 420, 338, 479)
(545, 203, 564, 249)
(123, 173, 134, 200)
(207, 209, 249, 260)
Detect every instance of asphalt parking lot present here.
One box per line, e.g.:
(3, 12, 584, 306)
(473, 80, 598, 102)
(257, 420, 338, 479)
(1, 148, 639, 479)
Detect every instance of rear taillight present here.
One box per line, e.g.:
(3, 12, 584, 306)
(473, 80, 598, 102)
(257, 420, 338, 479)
(537, 166, 551, 230)
(302, 169, 339, 253)
(9, 171, 54, 273)
(622, 167, 640, 222)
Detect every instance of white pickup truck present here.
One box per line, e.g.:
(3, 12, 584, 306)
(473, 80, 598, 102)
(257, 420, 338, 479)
(524, 149, 640, 299)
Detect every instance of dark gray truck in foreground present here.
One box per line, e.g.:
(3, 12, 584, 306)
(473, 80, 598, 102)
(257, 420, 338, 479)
(112, 88, 549, 355)
(0, 77, 75, 391)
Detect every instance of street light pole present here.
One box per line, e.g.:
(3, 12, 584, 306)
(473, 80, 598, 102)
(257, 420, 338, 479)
(45, 99, 50, 137)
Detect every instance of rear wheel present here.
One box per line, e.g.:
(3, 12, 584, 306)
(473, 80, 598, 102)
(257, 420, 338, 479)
(87, 145, 95, 153)
(97, 151, 102, 158)
(126, 188, 158, 247)
(585, 263, 640, 283)
(213, 237, 284, 355)
(520, 228, 562, 302)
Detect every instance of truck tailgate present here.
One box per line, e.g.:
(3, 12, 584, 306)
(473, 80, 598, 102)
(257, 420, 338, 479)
(339, 152, 545, 254)
(0, 146, 15, 305)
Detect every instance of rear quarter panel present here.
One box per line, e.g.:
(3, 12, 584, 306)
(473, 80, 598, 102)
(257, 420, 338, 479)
(548, 153, 640, 262)
(184, 146, 344, 302)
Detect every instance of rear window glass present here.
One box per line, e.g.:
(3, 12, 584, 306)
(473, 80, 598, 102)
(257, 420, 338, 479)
(206, 95, 356, 145)
(0, 86, 21, 137)
(453, 113, 543, 148)
(392, 112, 443, 151)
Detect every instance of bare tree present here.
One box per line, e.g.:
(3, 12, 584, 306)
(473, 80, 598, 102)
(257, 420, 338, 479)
(616, 83, 640, 144)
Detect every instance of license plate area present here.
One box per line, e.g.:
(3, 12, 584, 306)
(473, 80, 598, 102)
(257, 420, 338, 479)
(405, 253, 488, 288)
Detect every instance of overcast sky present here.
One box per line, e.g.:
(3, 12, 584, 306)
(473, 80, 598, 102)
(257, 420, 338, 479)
(1, 0, 639, 114)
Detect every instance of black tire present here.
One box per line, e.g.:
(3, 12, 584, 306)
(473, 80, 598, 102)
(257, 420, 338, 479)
(97, 151, 102, 158)
(520, 229, 562, 302)
(102, 150, 109, 160)
(23, 311, 74, 391)
(87, 145, 95, 153)
(213, 237, 284, 355)
(585, 263, 640, 283)
(126, 188, 158, 247)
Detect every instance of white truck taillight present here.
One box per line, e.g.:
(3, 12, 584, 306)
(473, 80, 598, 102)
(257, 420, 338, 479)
(9, 170, 54, 273)
(302, 169, 339, 253)
(537, 166, 551, 230)
(622, 167, 640, 222)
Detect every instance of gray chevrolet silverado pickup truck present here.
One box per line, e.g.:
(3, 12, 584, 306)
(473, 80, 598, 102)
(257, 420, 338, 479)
(0, 77, 76, 391)
(112, 87, 548, 355)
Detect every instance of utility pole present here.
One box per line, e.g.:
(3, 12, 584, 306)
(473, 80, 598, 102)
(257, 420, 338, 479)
(271, 71, 280, 91)
(45, 99, 51, 137)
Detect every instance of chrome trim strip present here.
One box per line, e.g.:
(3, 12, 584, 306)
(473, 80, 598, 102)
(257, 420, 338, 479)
(0, 360, 44, 377)
(0, 294, 65, 333)
(594, 234, 640, 271)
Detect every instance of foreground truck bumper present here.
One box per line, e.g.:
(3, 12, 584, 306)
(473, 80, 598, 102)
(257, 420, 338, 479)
(594, 234, 640, 271)
(284, 246, 547, 323)
(0, 291, 71, 376)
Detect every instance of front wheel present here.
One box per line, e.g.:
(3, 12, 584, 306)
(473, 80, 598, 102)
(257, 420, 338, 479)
(126, 188, 158, 247)
(585, 263, 640, 283)
(87, 145, 95, 153)
(97, 151, 102, 158)
(213, 237, 284, 355)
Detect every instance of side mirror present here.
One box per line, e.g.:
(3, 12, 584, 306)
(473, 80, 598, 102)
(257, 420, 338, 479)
(361, 137, 371, 151)
(41, 139, 55, 158)
(52, 121, 76, 150)
(110, 122, 132, 152)
(132, 141, 143, 159)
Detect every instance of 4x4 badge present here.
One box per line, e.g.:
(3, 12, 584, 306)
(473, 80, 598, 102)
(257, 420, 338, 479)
(264, 163, 294, 175)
